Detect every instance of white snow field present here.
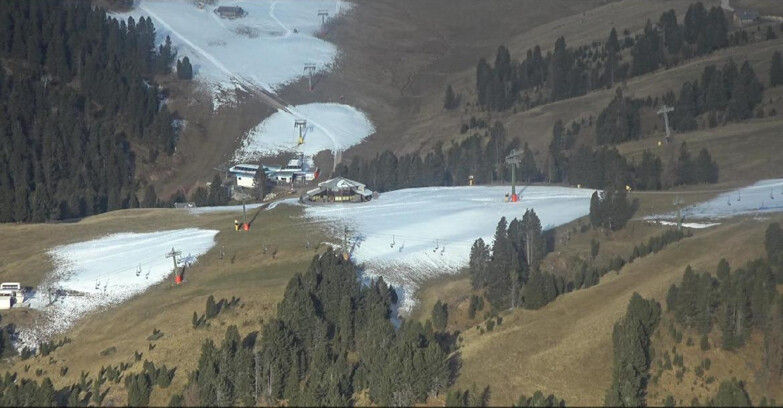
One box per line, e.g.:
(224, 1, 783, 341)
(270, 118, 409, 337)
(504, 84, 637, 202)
(116, 0, 347, 97)
(235, 103, 375, 159)
(652, 220, 720, 229)
(19, 229, 218, 350)
(303, 185, 597, 312)
(116, 1, 375, 160)
(647, 179, 783, 221)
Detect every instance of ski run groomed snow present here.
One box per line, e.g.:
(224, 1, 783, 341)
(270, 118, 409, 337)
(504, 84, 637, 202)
(19, 229, 218, 350)
(235, 103, 376, 160)
(115, 0, 347, 98)
(303, 185, 597, 313)
(115, 1, 376, 161)
(647, 179, 783, 221)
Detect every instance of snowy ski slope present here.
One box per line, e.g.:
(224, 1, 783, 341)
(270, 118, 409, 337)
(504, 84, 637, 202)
(304, 185, 597, 312)
(117, 0, 346, 95)
(235, 103, 375, 159)
(115, 0, 375, 159)
(644, 179, 783, 223)
(680, 179, 783, 219)
(20, 229, 218, 349)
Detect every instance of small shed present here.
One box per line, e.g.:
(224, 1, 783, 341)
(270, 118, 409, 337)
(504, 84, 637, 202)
(174, 202, 196, 209)
(0, 292, 11, 310)
(216, 5, 245, 19)
(733, 9, 760, 26)
(301, 177, 373, 203)
(0, 282, 23, 305)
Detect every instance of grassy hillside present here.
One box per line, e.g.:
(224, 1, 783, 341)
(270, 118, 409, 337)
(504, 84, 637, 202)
(0, 204, 328, 405)
(312, 0, 781, 187)
(438, 214, 781, 406)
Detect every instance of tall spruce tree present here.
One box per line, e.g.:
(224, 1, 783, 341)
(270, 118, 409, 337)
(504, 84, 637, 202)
(771, 51, 783, 87)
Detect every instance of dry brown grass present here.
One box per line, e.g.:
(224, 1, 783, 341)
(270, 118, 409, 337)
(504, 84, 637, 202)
(143, 79, 276, 199)
(0, 204, 328, 405)
(646, 315, 774, 406)
(446, 214, 781, 406)
(316, 0, 781, 188)
(733, 0, 783, 16)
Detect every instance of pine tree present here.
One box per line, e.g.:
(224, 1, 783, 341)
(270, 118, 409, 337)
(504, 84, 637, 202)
(207, 174, 228, 206)
(431, 300, 448, 331)
(444, 84, 459, 110)
(253, 167, 268, 200)
(605, 27, 620, 86)
(469, 238, 491, 289)
(771, 51, 783, 87)
(604, 293, 661, 407)
(711, 378, 751, 407)
(142, 185, 158, 208)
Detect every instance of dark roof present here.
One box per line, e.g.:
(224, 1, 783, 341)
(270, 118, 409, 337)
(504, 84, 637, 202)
(216, 6, 244, 16)
(735, 9, 760, 20)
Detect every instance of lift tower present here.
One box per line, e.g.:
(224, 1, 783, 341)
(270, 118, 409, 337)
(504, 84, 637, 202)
(303, 63, 316, 91)
(505, 149, 523, 202)
(657, 105, 675, 144)
(294, 120, 307, 145)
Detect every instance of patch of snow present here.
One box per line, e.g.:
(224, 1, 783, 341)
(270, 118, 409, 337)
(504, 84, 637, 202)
(187, 197, 299, 214)
(235, 103, 375, 159)
(303, 185, 597, 313)
(18, 229, 218, 350)
(652, 220, 720, 229)
(655, 179, 783, 220)
(188, 202, 267, 215)
(114, 0, 349, 101)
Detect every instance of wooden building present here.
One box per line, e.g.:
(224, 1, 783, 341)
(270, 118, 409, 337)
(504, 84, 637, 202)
(216, 6, 245, 19)
(301, 177, 373, 203)
(733, 9, 760, 27)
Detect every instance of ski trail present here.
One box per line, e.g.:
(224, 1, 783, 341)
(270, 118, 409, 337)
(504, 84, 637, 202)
(140, 1, 342, 155)
(139, 3, 234, 80)
(287, 104, 342, 155)
(138, 2, 290, 112)
(269, 0, 292, 38)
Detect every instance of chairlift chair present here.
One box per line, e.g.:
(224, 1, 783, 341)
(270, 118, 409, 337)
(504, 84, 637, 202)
(433, 239, 439, 253)
(399, 242, 404, 252)
(136, 264, 142, 277)
(390, 235, 395, 248)
(95, 280, 100, 290)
